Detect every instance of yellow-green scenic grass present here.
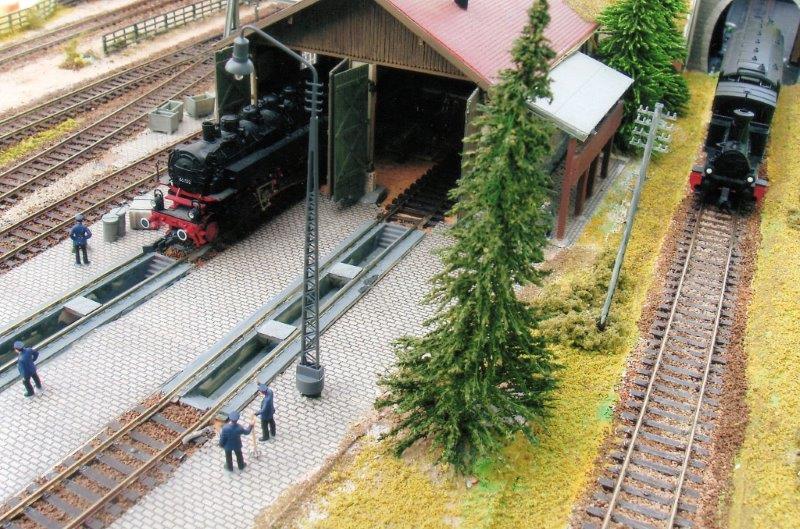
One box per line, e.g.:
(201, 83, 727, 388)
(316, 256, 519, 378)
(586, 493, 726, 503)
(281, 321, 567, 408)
(262, 72, 717, 529)
(0, 119, 78, 168)
(565, 0, 616, 21)
(726, 84, 800, 529)
(0, 4, 67, 42)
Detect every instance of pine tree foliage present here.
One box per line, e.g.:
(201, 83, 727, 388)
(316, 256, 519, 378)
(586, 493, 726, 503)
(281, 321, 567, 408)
(376, 0, 559, 471)
(598, 0, 690, 144)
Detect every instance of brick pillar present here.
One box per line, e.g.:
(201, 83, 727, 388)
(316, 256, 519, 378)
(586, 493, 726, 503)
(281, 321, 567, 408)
(601, 137, 613, 179)
(556, 138, 577, 239)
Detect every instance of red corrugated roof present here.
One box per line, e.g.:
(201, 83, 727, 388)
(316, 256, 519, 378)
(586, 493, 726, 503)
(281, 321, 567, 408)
(381, 0, 597, 87)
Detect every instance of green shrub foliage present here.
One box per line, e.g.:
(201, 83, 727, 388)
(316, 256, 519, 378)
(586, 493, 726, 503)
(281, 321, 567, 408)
(376, 0, 559, 471)
(598, 0, 690, 145)
(533, 248, 630, 354)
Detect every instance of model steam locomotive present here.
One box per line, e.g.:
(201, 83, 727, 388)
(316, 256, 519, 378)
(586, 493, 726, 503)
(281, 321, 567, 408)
(142, 84, 310, 247)
(690, 9, 784, 205)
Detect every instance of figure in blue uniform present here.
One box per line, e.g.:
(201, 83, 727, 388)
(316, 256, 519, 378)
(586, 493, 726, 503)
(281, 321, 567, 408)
(70, 214, 92, 266)
(218, 410, 253, 472)
(255, 383, 276, 441)
(14, 341, 42, 397)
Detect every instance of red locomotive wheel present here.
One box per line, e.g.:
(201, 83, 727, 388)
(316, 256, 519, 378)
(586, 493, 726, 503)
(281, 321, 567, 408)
(205, 221, 219, 242)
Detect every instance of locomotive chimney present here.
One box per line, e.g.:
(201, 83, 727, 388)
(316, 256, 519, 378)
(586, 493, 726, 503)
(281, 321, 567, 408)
(455, 0, 468, 9)
(201, 121, 216, 142)
(733, 109, 754, 143)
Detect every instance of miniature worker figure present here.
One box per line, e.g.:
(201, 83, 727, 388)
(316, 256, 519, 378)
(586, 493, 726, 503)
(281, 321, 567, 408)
(14, 341, 42, 398)
(255, 383, 276, 441)
(70, 214, 92, 266)
(218, 410, 253, 472)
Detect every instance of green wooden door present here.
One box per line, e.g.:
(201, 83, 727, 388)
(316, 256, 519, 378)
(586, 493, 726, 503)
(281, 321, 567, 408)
(331, 63, 369, 205)
(215, 46, 250, 115)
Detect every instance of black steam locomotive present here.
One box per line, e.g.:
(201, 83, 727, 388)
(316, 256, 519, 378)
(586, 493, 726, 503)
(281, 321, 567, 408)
(691, 9, 784, 204)
(143, 85, 310, 247)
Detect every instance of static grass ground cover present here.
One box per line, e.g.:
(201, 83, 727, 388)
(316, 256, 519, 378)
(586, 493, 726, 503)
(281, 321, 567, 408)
(260, 72, 717, 529)
(0, 118, 78, 168)
(726, 84, 800, 529)
(564, 0, 616, 20)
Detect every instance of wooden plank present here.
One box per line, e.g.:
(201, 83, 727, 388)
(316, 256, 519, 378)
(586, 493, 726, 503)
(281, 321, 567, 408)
(128, 430, 166, 450)
(22, 506, 62, 529)
(63, 480, 101, 503)
(586, 506, 658, 529)
(597, 476, 698, 512)
(151, 413, 187, 435)
(43, 493, 81, 518)
(96, 454, 135, 475)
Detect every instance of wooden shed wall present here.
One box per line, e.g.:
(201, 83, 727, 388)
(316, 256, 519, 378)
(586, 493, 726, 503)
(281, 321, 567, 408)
(267, 0, 468, 79)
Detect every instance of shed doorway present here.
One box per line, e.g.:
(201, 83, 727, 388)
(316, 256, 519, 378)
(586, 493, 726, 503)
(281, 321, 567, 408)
(371, 67, 475, 222)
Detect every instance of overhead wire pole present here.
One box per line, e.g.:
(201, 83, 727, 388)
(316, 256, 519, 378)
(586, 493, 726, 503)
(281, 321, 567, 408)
(224, 26, 325, 397)
(598, 103, 676, 330)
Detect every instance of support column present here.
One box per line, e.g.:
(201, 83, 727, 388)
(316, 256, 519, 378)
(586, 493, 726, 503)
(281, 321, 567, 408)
(556, 138, 578, 239)
(587, 157, 599, 197)
(601, 137, 613, 179)
(575, 170, 588, 216)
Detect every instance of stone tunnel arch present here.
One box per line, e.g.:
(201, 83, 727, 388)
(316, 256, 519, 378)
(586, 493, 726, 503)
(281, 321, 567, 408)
(687, 0, 800, 71)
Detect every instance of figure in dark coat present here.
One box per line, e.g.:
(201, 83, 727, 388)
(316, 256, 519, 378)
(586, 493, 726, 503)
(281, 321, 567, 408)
(14, 341, 42, 397)
(255, 383, 276, 441)
(70, 214, 92, 265)
(218, 410, 253, 471)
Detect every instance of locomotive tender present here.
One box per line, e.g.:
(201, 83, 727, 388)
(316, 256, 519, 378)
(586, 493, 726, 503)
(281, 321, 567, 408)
(690, 9, 784, 204)
(143, 84, 310, 247)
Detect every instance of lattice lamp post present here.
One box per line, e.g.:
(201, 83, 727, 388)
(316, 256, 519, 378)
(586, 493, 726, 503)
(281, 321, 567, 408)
(225, 25, 325, 397)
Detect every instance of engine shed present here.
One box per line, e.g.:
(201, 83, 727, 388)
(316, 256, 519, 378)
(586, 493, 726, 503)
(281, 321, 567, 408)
(215, 0, 632, 240)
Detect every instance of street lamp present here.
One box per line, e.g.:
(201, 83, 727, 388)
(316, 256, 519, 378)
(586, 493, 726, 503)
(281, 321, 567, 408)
(225, 25, 325, 397)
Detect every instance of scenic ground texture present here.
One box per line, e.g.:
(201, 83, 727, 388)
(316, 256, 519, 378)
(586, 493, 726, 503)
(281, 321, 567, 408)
(256, 71, 719, 529)
(726, 84, 800, 529)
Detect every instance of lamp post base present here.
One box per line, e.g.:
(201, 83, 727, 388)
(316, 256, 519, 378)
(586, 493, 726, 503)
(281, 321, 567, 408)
(296, 363, 325, 397)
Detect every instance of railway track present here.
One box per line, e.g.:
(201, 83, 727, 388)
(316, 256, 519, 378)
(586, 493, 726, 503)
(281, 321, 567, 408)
(0, 55, 214, 211)
(0, 132, 201, 270)
(0, 214, 420, 529)
(0, 37, 217, 149)
(385, 155, 459, 227)
(0, 0, 189, 69)
(584, 205, 742, 529)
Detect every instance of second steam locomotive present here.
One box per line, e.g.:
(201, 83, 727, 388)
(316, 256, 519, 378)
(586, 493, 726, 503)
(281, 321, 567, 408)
(142, 84, 310, 247)
(690, 7, 784, 205)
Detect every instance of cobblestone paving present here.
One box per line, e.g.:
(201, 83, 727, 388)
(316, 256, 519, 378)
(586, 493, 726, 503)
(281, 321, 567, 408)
(0, 219, 160, 328)
(109, 230, 447, 529)
(0, 199, 375, 503)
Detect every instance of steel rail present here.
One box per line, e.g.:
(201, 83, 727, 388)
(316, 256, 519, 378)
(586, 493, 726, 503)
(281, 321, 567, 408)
(599, 208, 706, 529)
(0, 215, 393, 526)
(0, 133, 198, 266)
(0, 0, 182, 68)
(0, 36, 215, 131)
(0, 132, 192, 239)
(0, 56, 213, 204)
(666, 218, 738, 527)
(60, 223, 414, 529)
(0, 43, 212, 146)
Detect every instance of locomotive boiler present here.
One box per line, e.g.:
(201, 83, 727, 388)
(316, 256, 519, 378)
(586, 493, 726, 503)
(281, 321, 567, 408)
(690, 9, 784, 205)
(143, 85, 310, 247)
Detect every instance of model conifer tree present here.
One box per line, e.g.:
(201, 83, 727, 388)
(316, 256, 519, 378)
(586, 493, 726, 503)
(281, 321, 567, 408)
(376, 0, 558, 471)
(598, 0, 689, 143)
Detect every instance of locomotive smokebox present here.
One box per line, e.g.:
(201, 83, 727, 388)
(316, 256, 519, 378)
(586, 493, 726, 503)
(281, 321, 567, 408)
(201, 121, 216, 142)
(733, 108, 754, 144)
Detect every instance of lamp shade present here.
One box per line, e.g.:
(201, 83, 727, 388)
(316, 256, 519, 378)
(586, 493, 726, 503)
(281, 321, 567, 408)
(225, 36, 254, 78)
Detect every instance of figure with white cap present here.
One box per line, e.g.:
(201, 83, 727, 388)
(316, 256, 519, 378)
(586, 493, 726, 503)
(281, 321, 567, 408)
(218, 410, 253, 472)
(69, 213, 92, 266)
(14, 341, 42, 398)
(255, 383, 276, 441)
